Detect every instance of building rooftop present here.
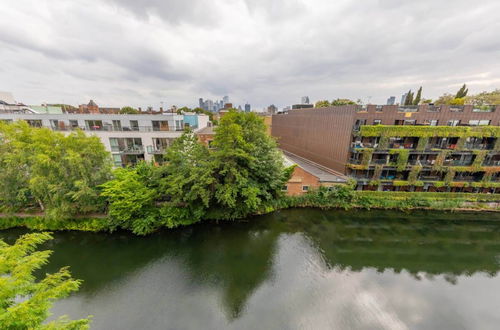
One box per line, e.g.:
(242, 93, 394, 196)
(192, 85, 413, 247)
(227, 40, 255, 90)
(283, 151, 348, 183)
(196, 126, 215, 135)
(29, 105, 64, 114)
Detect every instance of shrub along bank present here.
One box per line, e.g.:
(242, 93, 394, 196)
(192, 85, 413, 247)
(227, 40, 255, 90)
(2, 187, 499, 232)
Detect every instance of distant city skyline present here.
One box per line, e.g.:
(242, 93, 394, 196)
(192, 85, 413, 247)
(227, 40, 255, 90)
(1, 1, 499, 109)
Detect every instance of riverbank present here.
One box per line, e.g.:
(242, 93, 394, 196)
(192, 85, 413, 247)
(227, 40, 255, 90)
(2, 191, 500, 232)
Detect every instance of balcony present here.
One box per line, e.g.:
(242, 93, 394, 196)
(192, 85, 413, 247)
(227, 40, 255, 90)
(443, 160, 473, 166)
(484, 160, 500, 166)
(408, 159, 436, 166)
(147, 146, 167, 154)
(427, 105, 441, 112)
(464, 143, 494, 150)
(371, 159, 389, 165)
(112, 146, 144, 154)
(419, 175, 442, 181)
(472, 105, 496, 113)
(449, 106, 464, 112)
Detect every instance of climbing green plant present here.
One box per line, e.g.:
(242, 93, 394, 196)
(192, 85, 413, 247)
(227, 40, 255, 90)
(416, 137, 429, 151)
(433, 150, 452, 171)
(408, 165, 423, 183)
(361, 149, 373, 166)
(389, 149, 409, 171)
(444, 169, 455, 184)
(372, 165, 383, 180)
(360, 125, 500, 138)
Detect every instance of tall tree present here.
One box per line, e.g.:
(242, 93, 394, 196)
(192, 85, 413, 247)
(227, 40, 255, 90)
(404, 90, 414, 105)
(156, 129, 215, 227)
(0, 232, 90, 329)
(413, 86, 422, 105)
(210, 111, 287, 219)
(455, 84, 468, 98)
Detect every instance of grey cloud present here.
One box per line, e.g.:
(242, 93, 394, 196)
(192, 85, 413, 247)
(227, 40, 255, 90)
(0, 0, 499, 109)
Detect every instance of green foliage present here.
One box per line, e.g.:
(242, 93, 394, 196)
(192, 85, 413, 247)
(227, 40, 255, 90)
(210, 111, 287, 219)
(119, 106, 140, 114)
(404, 90, 414, 105)
(331, 98, 357, 106)
(455, 84, 468, 98)
(361, 149, 373, 167)
(360, 125, 500, 138)
(0, 216, 110, 231)
(416, 137, 429, 151)
(413, 86, 422, 105)
(0, 121, 112, 218)
(389, 149, 409, 171)
(372, 165, 383, 180)
(408, 166, 422, 183)
(467, 89, 500, 106)
(0, 232, 90, 329)
(100, 162, 159, 234)
(314, 100, 330, 108)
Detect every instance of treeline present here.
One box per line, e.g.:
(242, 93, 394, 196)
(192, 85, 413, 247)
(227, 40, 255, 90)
(0, 111, 289, 234)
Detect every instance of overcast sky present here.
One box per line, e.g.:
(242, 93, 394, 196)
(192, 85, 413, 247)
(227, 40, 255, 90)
(1, 0, 499, 109)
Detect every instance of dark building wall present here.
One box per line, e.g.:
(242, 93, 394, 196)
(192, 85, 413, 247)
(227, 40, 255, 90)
(272, 106, 357, 173)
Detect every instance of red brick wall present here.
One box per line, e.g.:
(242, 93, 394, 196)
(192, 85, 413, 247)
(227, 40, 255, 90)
(285, 166, 321, 196)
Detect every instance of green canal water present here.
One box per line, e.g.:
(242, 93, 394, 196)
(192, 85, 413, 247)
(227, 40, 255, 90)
(2, 209, 500, 329)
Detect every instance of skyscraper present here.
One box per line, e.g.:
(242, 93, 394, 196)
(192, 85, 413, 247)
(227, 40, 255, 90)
(400, 93, 408, 105)
(198, 98, 204, 108)
(301, 96, 310, 104)
(386, 96, 396, 105)
(223, 96, 229, 104)
(244, 103, 251, 112)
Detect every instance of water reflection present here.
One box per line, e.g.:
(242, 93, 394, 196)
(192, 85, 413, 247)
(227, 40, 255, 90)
(2, 209, 500, 329)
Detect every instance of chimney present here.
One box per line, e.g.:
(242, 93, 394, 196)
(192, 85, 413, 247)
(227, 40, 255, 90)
(138, 107, 142, 112)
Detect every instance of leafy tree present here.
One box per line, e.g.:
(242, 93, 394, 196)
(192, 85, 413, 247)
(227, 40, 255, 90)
(455, 84, 468, 98)
(0, 232, 90, 329)
(434, 93, 455, 105)
(176, 106, 191, 114)
(413, 86, 422, 105)
(0, 121, 112, 218)
(467, 89, 500, 106)
(331, 99, 357, 106)
(404, 90, 414, 105)
(314, 100, 330, 108)
(100, 162, 159, 235)
(156, 129, 215, 227)
(119, 106, 140, 114)
(449, 97, 465, 105)
(210, 111, 287, 218)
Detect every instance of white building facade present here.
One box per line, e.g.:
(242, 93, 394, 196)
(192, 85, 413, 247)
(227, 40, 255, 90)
(0, 113, 210, 166)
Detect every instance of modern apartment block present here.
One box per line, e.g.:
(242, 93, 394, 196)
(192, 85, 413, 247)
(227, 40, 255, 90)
(0, 112, 209, 167)
(272, 104, 500, 193)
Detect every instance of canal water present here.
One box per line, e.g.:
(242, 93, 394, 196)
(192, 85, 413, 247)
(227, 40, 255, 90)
(2, 209, 500, 329)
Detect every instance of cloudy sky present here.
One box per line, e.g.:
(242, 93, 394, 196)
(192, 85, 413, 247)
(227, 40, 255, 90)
(1, 0, 499, 109)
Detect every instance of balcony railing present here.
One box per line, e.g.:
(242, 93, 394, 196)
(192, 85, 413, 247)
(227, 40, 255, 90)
(449, 106, 464, 112)
(443, 160, 473, 166)
(388, 143, 415, 149)
(472, 105, 496, 113)
(419, 175, 442, 181)
(111, 146, 144, 154)
(408, 159, 436, 166)
(53, 125, 184, 132)
(427, 105, 441, 112)
(147, 146, 167, 154)
(464, 143, 494, 150)
(483, 160, 500, 166)
(371, 159, 389, 165)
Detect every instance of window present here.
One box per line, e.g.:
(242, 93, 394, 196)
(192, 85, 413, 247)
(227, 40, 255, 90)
(152, 120, 169, 131)
(112, 120, 122, 131)
(479, 120, 491, 126)
(469, 120, 480, 126)
(175, 120, 184, 131)
(429, 120, 438, 126)
(281, 185, 288, 191)
(130, 120, 139, 131)
(373, 119, 382, 125)
(447, 120, 460, 126)
(112, 154, 122, 167)
(69, 120, 79, 128)
(85, 120, 103, 130)
(404, 120, 416, 125)
(302, 185, 309, 192)
(50, 120, 59, 129)
(25, 120, 42, 127)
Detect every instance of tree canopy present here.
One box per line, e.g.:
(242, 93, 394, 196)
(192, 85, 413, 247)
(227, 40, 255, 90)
(119, 106, 140, 114)
(0, 232, 90, 329)
(0, 121, 112, 218)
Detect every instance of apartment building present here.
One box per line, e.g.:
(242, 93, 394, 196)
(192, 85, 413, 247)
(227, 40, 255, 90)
(272, 104, 500, 193)
(0, 113, 209, 167)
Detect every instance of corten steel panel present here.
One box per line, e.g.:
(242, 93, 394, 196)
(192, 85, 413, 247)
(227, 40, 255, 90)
(355, 105, 500, 125)
(272, 106, 357, 173)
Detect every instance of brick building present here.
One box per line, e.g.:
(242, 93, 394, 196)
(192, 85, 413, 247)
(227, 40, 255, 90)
(272, 104, 500, 193)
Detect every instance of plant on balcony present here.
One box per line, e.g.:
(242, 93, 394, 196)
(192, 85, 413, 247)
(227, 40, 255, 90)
(360, 125, 500, 139)
(408, 165, 423, 183)
(389, 149, 409, 171)
(372, 165, 383, 180)
(361, 149, 373, 167)
(432, 150, 452, 171)
(444, 169, 455, 184)
(472, 150, 488, 170)
(416, 137, 429, 151)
